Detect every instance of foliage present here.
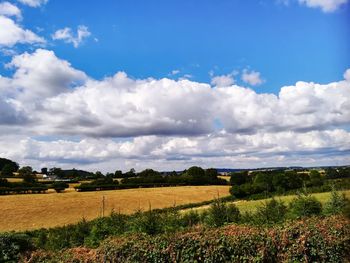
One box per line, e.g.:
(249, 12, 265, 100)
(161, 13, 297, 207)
(0, 158, 19, 174)
(18, 166, 35, 183)
(323, 187, 350, 216)
(25, 216, 350, 263)
(252, 198, 287, 225)
(288, 191, 322, 218)
(205, 198, 240, 227)
(51, 181, 69, 193)
(0, 233, 33, 262)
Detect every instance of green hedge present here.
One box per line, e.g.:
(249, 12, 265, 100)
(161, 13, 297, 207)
(25, 216, 350, 263)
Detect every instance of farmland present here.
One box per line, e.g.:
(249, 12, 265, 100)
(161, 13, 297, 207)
(182, 190, 350, 214)
(0, 185, 230, 232)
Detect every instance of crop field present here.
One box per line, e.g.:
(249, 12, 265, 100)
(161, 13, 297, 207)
(0, 185, 230, 232)
(182, 190, 350, 214)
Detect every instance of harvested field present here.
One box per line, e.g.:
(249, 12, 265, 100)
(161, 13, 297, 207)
(0, 185, 230, 232)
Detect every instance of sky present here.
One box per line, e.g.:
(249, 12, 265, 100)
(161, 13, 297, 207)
(0, 0, 349, 172)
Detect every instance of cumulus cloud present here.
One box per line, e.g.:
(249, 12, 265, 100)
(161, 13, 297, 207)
(241, 69, 264, 86)
(52, 25, 91, 48)
(0, 49, 349, 170)
(17, 0, 48, 8)
(7, 49, 87, 100)
(0, 2, 21, 20)
(0, 129, 349, 172)
(211, 73, 235, 87)
(0, 15, 45, 47)
(298, 0, 348, 12)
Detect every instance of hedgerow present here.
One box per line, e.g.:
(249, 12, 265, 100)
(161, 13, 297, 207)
(24, 216, 350, 263)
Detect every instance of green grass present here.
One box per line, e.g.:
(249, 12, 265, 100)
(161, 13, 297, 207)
(183, 190, 350, 214)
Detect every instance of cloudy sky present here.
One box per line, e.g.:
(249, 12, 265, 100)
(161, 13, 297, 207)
(0, 0, 349, 172)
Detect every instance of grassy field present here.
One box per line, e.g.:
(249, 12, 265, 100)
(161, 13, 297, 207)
(182, 190, 350, 214)
(0, 185, 230, 232)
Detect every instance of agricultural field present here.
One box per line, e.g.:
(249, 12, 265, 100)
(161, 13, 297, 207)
(182, 190, 350, 214)
(0, 185, 230, 232)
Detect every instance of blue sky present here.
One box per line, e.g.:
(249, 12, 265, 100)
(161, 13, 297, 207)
(1, 0, 349, 92)
(0, 0, 349, 172)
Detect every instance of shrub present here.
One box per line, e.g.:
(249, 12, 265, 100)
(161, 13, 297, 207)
(288, 192, 322, 218)
(51, 181, 69, 193)
(181, 210, 201, 227)
(323, 188, 350, 216)
(130, 209, 163, 235)
(205, 199, 240, 227)
(0, 233, 33, 262)
(254, 197, 287, 225)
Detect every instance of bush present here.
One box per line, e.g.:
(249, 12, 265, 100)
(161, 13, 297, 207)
(254, 198, 287, 225)
(323, 188, 350, 216)
(130, 209, 163, 235)
(51, 181, 69, 193)
(181, 210, 201, 227)
(28, 216, 350, 263)
(288, 192, 322, 218)
(205, 199, 240, 227)
(0, 233, 33, 262)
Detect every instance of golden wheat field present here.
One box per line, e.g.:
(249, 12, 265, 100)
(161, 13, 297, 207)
(0, 185, 230, 232)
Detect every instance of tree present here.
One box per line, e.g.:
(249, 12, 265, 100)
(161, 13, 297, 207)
(18, 166, 35, 183)
(52, 182, 69, 193)
(0, 158, 19, 173)
(138, 169, 159, 177)
(95, 171, 104, 178)
(205, 168, 218, 178)
(254, 172, 273, 192)
(114, 170, 123, 178)
(230, 171, 247, 186)
(309, 170, 324, 186)
(272, 172, 288, 192)
(1, 164, 16, 177)
(49, 167, 64, 178)
(325, 168, 339, 179)
(41, 167, 48, 174)
(187, 166, 205, 177)
(285, 171, 303, 190)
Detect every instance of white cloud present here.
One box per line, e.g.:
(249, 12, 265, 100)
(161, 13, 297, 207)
(344, 68, 350, 81)
(7, 49, 87, 100)
(0, 129, 349, 172)
(52, 25, 91, 48)
(0, 49, 349, 170)
(0, 15, 45, 47)
(18, 0, 48, 8)
(211, 73, 235, 87)
(241, 69, 264, 86)
(0, 2, 21, 20)
(298, 0, 348, 12)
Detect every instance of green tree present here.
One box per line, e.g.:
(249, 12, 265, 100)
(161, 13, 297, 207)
(309, 170, 324, 186)
(52, 182, 69, 193)
(254, 172, 273, 192)
(0, 157, 19, 172)
(288, 192, 322, 218)
(205, 168, 218, 178)
(230, 171, 247, 186)
(114, 170, 123, 178)
(187, 166, 205, 177)
(1, 164, 15, 177)
(18, 166, 35, 183)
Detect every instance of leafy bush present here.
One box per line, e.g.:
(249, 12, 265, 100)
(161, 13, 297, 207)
(0, 233, 33, 262)
(254, 198, 287, 225)
(51, 181, 69, 193)
(288, 192, 322, 218)
(26, 216, 350, 263)
(323, 188, 350, 216)
(181, 210, 201, 227)
(205, 199, 240, 227)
